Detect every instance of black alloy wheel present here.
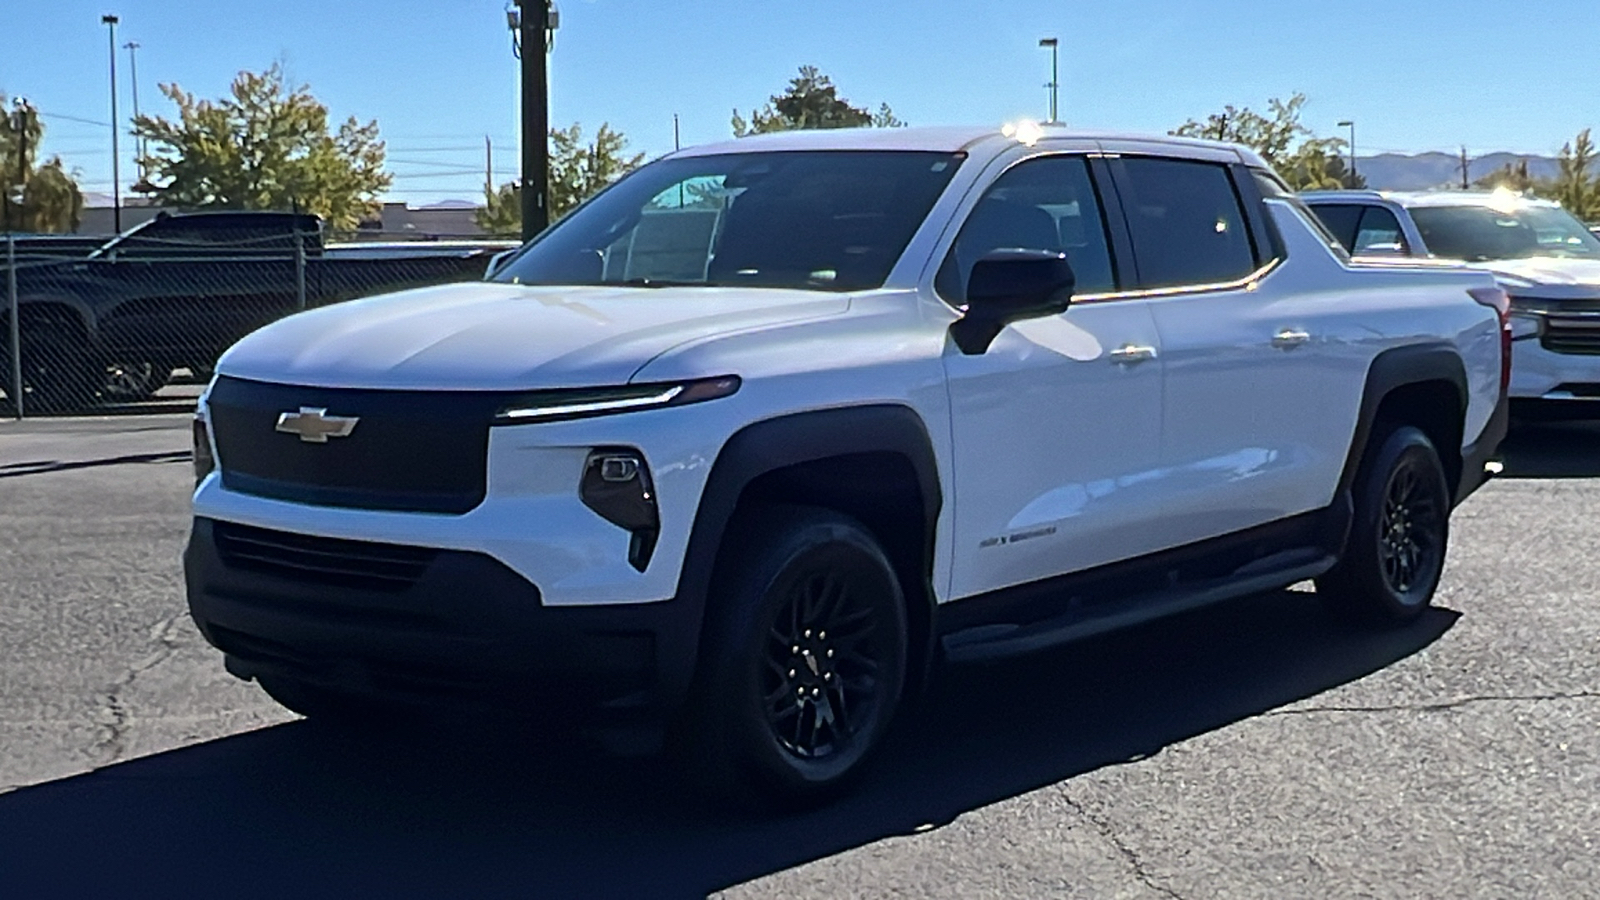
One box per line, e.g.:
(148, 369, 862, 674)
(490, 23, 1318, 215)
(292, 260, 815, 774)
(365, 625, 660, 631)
(763, 568, 885, 760)
(1317, 424, 1451, 624)
(689, 506, 908, 805)
(1377, 455, 1443, 596)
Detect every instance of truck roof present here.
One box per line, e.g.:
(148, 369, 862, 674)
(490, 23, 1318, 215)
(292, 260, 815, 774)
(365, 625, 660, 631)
(1301, 189, 1564, 210)
(671, 124, 1269, 168)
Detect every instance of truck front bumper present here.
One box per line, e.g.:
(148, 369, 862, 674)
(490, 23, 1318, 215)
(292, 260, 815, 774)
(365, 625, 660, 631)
(184, 517, 705, 728)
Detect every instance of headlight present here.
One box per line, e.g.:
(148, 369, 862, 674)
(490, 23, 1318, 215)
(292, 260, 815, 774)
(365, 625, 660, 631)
(1508, 313, 1542, 340)
(580, 448, 659, 571)
(493, 375, 740, 424)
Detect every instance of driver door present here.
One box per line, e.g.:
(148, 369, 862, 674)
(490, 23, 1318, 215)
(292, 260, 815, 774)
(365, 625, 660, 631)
(941, 151, 1168, 600)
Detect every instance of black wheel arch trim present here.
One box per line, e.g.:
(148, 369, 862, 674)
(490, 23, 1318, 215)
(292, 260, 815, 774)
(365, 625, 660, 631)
(672, 404, 944, 695)
(1336, 342, 1472, 507)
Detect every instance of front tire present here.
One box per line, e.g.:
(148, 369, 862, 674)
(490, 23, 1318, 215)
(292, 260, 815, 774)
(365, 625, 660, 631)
(688, 507, 908, 806)
(259, 676, 388, 729)
(1317, 425, 1451, 624)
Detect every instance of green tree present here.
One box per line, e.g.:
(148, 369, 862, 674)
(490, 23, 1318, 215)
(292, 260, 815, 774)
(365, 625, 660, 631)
(1171, 94, 1356, 190)
(131, 65, 391, 229)
(0, 97, 84, 233)
(1548, 129, 1600, 221)
(475, 121, 645, 234)
(475, 181, 521, 236)
(1474, 158, 1539, 193)
(732, 66, 905, 136)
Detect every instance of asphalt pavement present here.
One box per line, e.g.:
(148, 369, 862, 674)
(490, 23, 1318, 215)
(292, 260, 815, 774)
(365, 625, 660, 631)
(0, 413, 1595, 898)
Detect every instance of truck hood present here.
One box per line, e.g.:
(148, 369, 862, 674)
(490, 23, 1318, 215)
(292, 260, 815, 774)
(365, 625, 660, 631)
(216, 282, 849, 390)
(1470, 257, 1600, 299)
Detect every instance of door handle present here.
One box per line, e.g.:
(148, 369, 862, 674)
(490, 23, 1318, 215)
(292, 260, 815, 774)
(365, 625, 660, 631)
(1109, 344, 1157, 365)
(1272, 329, 1311, 349)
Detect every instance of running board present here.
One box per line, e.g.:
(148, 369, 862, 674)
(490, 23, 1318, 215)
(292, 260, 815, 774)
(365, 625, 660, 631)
(940, 553, 1337, 664)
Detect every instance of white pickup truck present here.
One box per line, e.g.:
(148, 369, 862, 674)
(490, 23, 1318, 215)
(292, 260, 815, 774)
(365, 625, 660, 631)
(1303, 189, 1600, 414)
(186, 126, 1509, 803)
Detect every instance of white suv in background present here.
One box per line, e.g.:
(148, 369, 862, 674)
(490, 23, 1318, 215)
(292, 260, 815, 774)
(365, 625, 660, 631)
(187, 127, 1509, 804)
(1303, 190, 1600, 414)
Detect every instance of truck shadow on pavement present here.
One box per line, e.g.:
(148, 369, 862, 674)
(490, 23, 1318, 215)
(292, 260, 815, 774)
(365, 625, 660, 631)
(0, 590, 1455, 899)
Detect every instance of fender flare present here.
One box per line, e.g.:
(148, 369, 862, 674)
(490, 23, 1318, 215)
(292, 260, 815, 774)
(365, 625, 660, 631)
(669, 404, 944, 689)
(1336, 341, 1469, 502)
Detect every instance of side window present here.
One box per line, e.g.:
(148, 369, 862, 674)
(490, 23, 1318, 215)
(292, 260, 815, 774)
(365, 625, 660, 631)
(1306, 204, 1363, 253)
(935, 155, 1116, 302)
(1353, 206, 1407, 254)
(1113, 157, 1256, 289)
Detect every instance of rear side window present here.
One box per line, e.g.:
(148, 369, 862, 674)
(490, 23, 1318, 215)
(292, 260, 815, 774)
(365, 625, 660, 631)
(1353, 206, 1407, 254)
(935, 154, 1116, 302)
(1112, 157, 1256, 289)
(1307, 204, 1363, 252)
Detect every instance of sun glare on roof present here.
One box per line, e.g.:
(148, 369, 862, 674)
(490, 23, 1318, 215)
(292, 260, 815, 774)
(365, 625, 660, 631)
(1002, 119, 1045, 147)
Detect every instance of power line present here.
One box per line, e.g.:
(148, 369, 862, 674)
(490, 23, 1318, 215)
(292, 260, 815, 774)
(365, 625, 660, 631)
(36, 111, 114, 127)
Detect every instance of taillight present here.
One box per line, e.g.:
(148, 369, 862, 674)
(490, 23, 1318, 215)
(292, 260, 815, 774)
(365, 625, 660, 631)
(1469, 286, 1512, 395)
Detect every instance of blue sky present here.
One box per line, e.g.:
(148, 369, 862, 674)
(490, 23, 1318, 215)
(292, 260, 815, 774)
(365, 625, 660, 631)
(4, 0, 1597, 206)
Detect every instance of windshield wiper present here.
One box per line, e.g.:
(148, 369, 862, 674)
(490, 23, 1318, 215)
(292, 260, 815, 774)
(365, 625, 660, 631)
(607, 278, 709, 288)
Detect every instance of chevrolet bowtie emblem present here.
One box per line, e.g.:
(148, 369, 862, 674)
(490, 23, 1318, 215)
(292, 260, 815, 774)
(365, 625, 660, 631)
(275, 407, 360, 443)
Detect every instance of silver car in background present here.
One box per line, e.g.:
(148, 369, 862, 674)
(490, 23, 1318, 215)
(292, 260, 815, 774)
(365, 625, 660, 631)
(1304, 190, 1600, 415)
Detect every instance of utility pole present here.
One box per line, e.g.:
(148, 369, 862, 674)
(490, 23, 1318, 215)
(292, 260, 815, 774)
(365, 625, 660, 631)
(1038, 38, 1059, 123)
(4, 103, 25, 232)
(517, 0, 552, 240)
(101, 14, 121, 232)
(485, 135, 493, 195)
(1460, 146, 1470, 190)
(1337, 120, 1356, 187)
(124, 41, 144, 184)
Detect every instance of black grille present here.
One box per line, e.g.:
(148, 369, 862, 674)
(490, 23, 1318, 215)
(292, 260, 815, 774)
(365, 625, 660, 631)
(213, 520, 438, 592)
(1541, 317, 1600, 355)
(208, 375, 522, 513)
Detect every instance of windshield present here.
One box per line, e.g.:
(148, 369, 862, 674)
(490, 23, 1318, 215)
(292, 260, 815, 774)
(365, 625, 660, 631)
(1410, 204, 1600, 262)
(493, 150, 963, 292)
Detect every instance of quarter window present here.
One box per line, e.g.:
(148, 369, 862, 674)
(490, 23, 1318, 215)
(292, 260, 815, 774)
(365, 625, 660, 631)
(935, 155, 1116, 303)
(1353, 206, 1407, 254)
(1113, 158, 1257, 289)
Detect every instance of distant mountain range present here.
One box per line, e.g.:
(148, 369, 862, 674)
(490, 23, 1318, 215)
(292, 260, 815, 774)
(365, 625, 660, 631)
(1353, 152, 1561, 191)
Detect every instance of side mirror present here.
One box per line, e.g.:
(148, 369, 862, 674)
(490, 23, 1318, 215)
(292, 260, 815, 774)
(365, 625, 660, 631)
(949, 249, 1076, 355)
(484, 248, 518, 279)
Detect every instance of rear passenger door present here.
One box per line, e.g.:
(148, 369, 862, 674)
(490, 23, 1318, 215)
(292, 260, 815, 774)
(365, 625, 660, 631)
(1102, 149, 1352, 545)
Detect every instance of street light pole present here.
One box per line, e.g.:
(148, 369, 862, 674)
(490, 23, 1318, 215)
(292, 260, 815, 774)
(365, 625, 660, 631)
(102, 14, 121, 232)
(1039, 37, 1059, 123)
(1337, 119, 1357, 188)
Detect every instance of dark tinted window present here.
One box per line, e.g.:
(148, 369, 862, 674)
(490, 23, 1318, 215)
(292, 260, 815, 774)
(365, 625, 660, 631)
(1307, 203, 1363, 252)
(1114, 158, 1256, 288)
(495, 151, 963, 292)
(1353, 206, 1407, 254)
(936, 155, 1116, 302)
(1410, 204, 1600, 261)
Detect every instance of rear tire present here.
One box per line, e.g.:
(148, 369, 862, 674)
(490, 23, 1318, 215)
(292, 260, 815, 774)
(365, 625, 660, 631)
(1317, 425, 1451, 624)
(19, 335, 99, 413)
(686, 506, 908, 807)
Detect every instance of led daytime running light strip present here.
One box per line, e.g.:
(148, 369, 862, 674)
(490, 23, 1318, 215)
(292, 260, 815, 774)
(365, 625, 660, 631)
(498, 385, 684, 422)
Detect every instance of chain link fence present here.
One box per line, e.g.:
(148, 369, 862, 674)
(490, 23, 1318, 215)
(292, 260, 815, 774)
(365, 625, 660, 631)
(2, 226, 515, 417)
